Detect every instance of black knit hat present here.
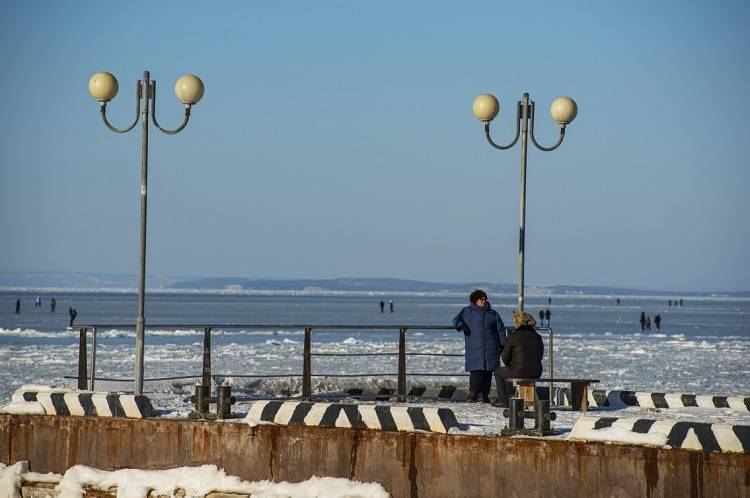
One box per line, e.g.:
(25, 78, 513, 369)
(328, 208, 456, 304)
(469, 289, 488, 303)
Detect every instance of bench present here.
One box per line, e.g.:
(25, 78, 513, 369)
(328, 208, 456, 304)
(508, 378, 600, 411)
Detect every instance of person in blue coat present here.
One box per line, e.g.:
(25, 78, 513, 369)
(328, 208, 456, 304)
(453, 289, 506, 402)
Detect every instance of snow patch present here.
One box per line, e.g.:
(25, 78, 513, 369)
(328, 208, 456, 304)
(54, 464, 390, 498)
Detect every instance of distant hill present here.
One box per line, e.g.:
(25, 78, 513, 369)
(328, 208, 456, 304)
(171, 276, 517, 294)
(0, 271, 747, 297)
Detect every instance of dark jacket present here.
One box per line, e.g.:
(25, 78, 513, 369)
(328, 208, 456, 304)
(453, 304, 506, 372)
(501, 325, 544, 378)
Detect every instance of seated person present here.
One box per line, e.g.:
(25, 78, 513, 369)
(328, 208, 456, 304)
(492, 311, 544, 408)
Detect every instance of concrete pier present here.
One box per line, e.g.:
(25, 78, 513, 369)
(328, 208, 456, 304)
(1, 414, 748, 497)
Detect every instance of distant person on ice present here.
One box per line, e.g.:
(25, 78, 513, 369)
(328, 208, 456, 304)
(646, 315, 651, 331)
(545, 309, 551, 326)
(379, 300, 384, 313)
(492, 311, 544, 408)
(35, 295, 42, 307)
(639, 312, 646, 331)
(538, 309, 545, 326)
(389, 300, 394, 313)
(68, 307, 77, 328)
(654, 313, 661, 331)
(50, 297, 56, 313)
(453, 289, 506, 403)
(15, 299, 21, 314)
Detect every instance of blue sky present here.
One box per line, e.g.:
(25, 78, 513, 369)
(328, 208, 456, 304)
(1, 1, 749, 291)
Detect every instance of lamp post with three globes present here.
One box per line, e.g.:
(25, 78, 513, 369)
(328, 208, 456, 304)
(472, 92, 577, 312)
(88, 70, 205, 394)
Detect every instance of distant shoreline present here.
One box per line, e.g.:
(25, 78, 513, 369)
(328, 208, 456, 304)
(1, 286, 748, 302)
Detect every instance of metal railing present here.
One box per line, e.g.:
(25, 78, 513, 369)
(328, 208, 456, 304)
(72, 323, 555, 402)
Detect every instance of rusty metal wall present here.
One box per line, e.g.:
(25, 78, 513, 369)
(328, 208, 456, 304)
(1, 414, 748, 498)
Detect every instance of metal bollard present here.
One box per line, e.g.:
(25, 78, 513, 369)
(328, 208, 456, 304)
(216, 385, 236, 419)
(193, 384, 210, 415)
(534, 399, 556, 433)
(502, 397, 557, 436)
(190, 384, 237, 420)
(503, 398, 525, 431)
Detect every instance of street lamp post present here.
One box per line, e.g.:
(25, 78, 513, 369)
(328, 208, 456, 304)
(472, 92, 577, 312)
(88, 70, 205, 394)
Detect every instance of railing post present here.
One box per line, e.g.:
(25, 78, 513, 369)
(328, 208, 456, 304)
(90, 327, 98, 391)
(202, 327, 212, 388)
(398, 327, 406, 402)
(302, 327, 312, 400)
(549, 327, 554, 404)
(77, 328, 88, 390)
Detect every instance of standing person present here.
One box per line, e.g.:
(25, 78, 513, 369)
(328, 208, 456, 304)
(35, 296, 42, 307)
(538, 309, 545, 326)
(389, 300, 394, 313)
(15, 299, 21, 314)
(545, 309, 551, 326)
(639, 312, 646, 331)
(654, 313, 661, 331)
(679, 299, 683, 307)
(548, 297, 552, 305)
(616, 298, 621, 306)
(68, 307, 78, 328)
(492, 311, 544, 408)
(379, 300, 385, 313)
(668, 300, 672, 307)
(50, 297, 56, 313)
(646, 315, 651, 331)
(453, 289, 506, 403)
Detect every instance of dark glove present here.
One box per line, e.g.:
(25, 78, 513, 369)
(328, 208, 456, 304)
(460, 324, 471, 336)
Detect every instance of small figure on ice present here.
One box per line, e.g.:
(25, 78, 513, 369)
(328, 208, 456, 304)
(654, 313, 661, 331)
(15, 298, 21, 315)
(50, 297, 56, 313)
(389, 300, 394, 313)
(69, 307, 78, 328)
(379, 300, 385, 313)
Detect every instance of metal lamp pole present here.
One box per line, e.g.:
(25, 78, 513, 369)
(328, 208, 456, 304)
(472, 92, 577, 312)
(88, 70, 205, 394)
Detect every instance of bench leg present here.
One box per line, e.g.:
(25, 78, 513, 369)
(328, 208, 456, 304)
(570, 382, 589, 411)
(518, 384, 535, 408)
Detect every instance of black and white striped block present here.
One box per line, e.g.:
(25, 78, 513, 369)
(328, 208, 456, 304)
(244, 400, 460, 434)
(346, 386, 469, 402)
(10, 388, 153, 418)
(347, 385, 566, 403)
(582, 390, 750, 411)
(570, 416, 750, 454)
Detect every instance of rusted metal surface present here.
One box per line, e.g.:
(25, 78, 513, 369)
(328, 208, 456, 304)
(2, 414, 748, 498)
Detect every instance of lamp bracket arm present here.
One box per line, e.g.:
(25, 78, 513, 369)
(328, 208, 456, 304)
(150, 82, 191, 135)
(530, 101, 565, 152)
(484, 102, 521, 150)
(99, 80, 141, 133)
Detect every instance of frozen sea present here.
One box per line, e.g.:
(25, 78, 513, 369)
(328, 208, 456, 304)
(1, 289, 749, 432)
